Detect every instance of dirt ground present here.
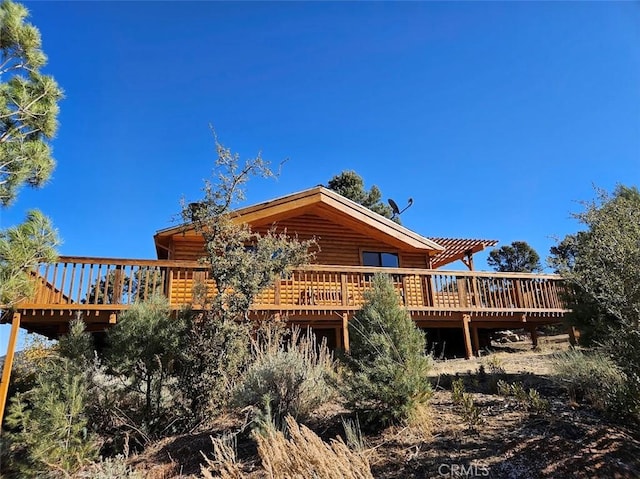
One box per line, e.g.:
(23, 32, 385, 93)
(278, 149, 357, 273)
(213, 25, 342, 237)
(130, 334, 640, 479)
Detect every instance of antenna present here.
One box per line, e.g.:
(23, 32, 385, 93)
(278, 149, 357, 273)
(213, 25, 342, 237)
(388, 198, 414, 219)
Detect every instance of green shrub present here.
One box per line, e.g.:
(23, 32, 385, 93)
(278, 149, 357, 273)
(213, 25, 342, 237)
(480, 355, 507, 393)
(234, 325, 335, 424)
(105, 296, 186, 438)
(341, 416, 366, 452)
(602, 326, 640, 419)
(342, 274, 432, 428)
(497, 380, 549, 414)
(553, 349, 632, 418)
(177, 308, 251, 426)
(58, 316, 95, 367)
(526, 388, 550, 414)
(550, 186, 640, 421)
(73, 456, 142, 479)
(4, 356, 99, 477)
(450, 377, 482, 428)
(496, 379, 510, 397)
(451, 378, 465, 405)
(460, 393, 483, 428)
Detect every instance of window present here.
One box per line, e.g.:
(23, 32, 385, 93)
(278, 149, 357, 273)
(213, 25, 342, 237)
(362, 251, 399, 268)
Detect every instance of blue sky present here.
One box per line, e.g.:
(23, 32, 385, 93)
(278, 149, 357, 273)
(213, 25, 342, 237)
(1, 1, 639, 351)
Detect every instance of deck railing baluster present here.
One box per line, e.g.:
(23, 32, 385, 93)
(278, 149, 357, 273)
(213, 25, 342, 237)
(59, 262, 68, 304)
(50, 264, 59, 304)
(15, 257, 568, 319)
(75, 263, 84, 305)
(67, 263, 76, 303)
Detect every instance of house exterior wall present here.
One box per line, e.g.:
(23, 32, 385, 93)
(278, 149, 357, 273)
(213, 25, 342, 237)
(167, 213, 431, 268)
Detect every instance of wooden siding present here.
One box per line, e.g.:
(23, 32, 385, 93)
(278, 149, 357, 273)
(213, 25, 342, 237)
(169, 214, 431, 268)
(154, 186, 445, 256)
(170, 238, 205, 261)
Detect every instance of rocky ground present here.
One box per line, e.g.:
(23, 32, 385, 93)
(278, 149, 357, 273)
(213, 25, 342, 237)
(129, 334, 640, 479)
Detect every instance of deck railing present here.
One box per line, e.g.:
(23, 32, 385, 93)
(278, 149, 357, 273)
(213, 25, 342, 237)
(14, 256, 567, 314)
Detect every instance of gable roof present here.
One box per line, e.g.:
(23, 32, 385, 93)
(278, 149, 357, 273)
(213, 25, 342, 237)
(154, 186, 445, 257)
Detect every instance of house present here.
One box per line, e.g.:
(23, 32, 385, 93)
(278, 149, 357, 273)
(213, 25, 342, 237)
(1, 186, 568, 360)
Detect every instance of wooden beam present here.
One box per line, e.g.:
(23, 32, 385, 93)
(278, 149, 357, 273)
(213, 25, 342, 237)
(568, 326, 579, 346)
(342, 313, 350, 352)
(0, 313, 21, 432)
(471, 324, 480, 356)
(461, 253, 474, 271)
(461, 314, 473, 359)
(528, 326, 539, 349)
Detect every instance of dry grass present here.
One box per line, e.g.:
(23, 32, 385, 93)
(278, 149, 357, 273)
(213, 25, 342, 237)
(201, 436, 243, 479)
(255, 415, 374, 479)
(406, 403, 433, 441)
(128, 337, 640, 478)
(430, 334, 571, 379)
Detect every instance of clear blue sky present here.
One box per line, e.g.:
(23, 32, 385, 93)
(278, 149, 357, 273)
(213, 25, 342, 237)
(1, 1, 639, 351)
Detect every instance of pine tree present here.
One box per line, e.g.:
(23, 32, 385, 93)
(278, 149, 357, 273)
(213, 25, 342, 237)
(487, 241, 542, 273)
(327, 170, 397, 222)
(105, 295, 185, 435)
(0, 0, 61, 309)
(342, 274, 432, 427)
(4, 356, 99, 476)
(0, 209, 58, 306)
(1, 0, 63, 206)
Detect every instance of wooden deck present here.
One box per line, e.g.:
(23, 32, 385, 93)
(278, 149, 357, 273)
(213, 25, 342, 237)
(1, 256, 569, 357)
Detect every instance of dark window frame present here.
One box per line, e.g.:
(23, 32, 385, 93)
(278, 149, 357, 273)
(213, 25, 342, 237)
(361, 251, 400, 268)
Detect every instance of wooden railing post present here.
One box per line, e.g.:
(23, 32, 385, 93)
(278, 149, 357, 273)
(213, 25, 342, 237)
(424, 273, 434, 307)
(513, 279, 524, 308)
(0, 313, 21, 432)
(341, 273, 348, 306)
(113, 266, 124, 305)
(274, 278, 281, 306)
(457, 276, 468, 308)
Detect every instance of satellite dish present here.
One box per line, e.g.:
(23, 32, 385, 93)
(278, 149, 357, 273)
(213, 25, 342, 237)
(388, 198, 400, 216)
(388, 198, 414, 218)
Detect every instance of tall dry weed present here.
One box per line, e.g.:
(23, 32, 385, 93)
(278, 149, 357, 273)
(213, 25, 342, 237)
(255, 415, 374, 479)
(201, 435, 243, 479)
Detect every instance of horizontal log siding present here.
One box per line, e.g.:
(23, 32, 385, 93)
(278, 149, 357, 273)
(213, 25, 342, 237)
(170, 214, 428, 267)
(401, 253, 430, 269)
(170, 239, 206, 261)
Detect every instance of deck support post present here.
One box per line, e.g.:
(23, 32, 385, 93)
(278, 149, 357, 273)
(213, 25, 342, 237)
(471, 325, 480, 356)
(568, 326, 579, 346)
(0, 312, 21, 432)
(462, 314, 473, 359)
(528, 326, 538, 349)
(342, 313, 350, 352)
